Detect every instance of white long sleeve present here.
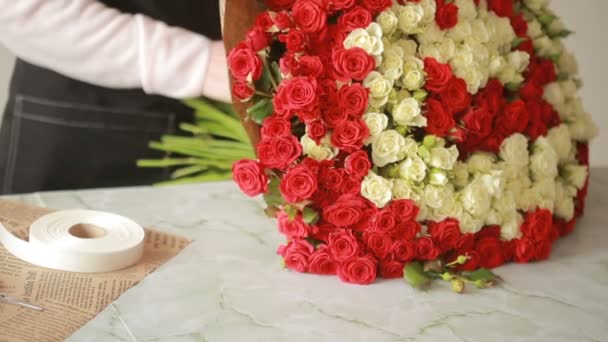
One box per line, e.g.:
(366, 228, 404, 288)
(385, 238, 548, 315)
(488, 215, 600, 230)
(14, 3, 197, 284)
(0, 0, 212, 99)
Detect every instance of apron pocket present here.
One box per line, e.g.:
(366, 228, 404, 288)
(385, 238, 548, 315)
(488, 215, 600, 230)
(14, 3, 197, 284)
(3, 95, 176, 193)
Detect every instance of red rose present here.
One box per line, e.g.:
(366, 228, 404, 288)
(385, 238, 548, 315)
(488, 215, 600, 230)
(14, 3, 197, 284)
(462, 106, 493, 138)
(274, 11, 294, 30)
(520, 209, 554, 242)
(372, 208, 397, 232)
(254, 11, 274, 31)
(280, 164, 319, 203)
(392, 239, 416, 262)
(338, 6, 373, 31)
(332, 48, 376, 81)
(307, 120, 327, 144)
(535, 240, 553, 261)
(279, 53, 299, 76)
(227, 43, 263, 82)
(394, 221, 421, 241)
(359, 0, 392, 14)
(425, 98, 455, 137)
(329, 229, 361, 261)
(513, 238, 535, 263)
(416, 236, 440, 261)
(310, 221, 338, 242)
(277, 211, 311, 239)
(308, 245, 338, 275)
(277, 239, 314, 272)
(363, 231, 393, 259)
(475, 237, 505, 269)
(519, 82, 543, 101)
(379, 258, 404, 278)
(323, 194, 371, 228)
(280, 76, 318, 110)
(428, 218, 462, 252)
(475, 79, 505, 114)
(296, 56, 325, 78)
(261, 117, 291, 139)
(424, 58, 453, 92)
(322, 107, 349, 128)
(246, 27, 271, 52)
(340, 175, 364, 197)
(510, 14, 528, 38)
(337, 255, 378, 285)
(331, 119, 370, 153)
(345, 150, 372, 178)
(555, 218, 576, 237)
(440, 77, 471, 113)
(232, 81, 255, 102)
(265, 0, 296, 10)
(292, 0, 327, 33)
(487, 0, 514, 17)
(257, 135, 302, 170)
(540, 100, 561, 128)
(524, 101, 548, 140)
(435, 3, 459, 30)
(457, 250, 480, 271)
(279, 30, 307, 52)
(338, 83, 369, 118)
(232, 159, 268, 197)
(331, 0, 356, 11)
(497, 100, 529, 134)
(319, 168, 346, 191)
(389, 199, 419, 221)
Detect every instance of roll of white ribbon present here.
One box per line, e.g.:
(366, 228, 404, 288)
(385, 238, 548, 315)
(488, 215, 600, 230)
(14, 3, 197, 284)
(0, 210, 145, 273)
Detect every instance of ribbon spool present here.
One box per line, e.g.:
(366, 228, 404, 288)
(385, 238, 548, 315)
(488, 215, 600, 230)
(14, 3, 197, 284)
(0, 210, 145, 273)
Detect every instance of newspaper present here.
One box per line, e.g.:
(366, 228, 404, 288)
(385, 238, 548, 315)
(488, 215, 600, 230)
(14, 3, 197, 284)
(0, 199, 191, 342)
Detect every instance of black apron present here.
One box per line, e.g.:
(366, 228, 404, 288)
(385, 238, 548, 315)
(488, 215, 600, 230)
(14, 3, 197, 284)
(0, 1, 222, 194)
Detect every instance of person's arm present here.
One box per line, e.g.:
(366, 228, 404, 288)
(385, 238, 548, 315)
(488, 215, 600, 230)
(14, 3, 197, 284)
(0, 0, 230, 101)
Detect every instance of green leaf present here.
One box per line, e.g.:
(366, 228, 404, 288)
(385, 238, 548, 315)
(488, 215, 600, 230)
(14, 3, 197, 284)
(247, 98, 274, 124)
(284, 205, 298, 221)
(466, 268, 496, 283)
(404, 262, 432, 289)
(271, 61, 283, 83)
(505, 82, 522, 92)
(263, 177, 284, 207)
(171, 165, 209, 179)
(538, 14, 556, 26)
(302, 207, 320, 225)
(259, 63, 274, 93)
(511, 37, 527, 49)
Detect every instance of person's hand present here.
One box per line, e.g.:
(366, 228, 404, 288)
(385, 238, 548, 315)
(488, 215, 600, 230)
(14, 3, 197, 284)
(201, 40, 232, 103)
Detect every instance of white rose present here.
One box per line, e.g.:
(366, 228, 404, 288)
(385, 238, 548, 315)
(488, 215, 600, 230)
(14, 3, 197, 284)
(452, 162, 470, 189)
(392, 179, 422, 201)
(560, 80, 578, 99)
(344, 24, 384, 57)
(544, 82, 565, 107)
(372, 130, 407, 167)
(558, 51, 579, 75)
(568, 112, 599, 142)
(546, 124, 573, 162)
(361, 171, 393, 208)
(418, 44, 443, 62)
(524, 0, 549, 12)
(460, 177, 492, 218)
(554, 181, 575, 221)
(436, 39, 457, 62)
(493, 190, 516, 215)
(403, 136, 419, 158)
(417, 22, 445, 45)
(532, 178, 557, 211)
(563, 164, 588, 189)
(301, 134, 339, 161)
(363, 112, 389, 145)
(499, 133, 529, 168)
(419, 0, 437, 24)
(530, 137, 559, 181)
(479, 171, 504, 197)
(364, 71, 393, 108)
(485, 209, 501, 226)
(392, 39, 418, 57)
(455, 0, 477, 20)
(430, 145, 459, 170)
(500, 213, 523, 240)
(447, 21, 473, 43)
(423, 184, 452, 209)
(428, 168, 449, 186)
(507, 51, 530, 73)
(399, 156, 427, 182)
(459, 213, 484, 234)
(458, 65, 485, 94)
(376, 10, 398, 35)
(434, 197, 464, 222)
(526, 19, 543, 39)
(402, 56, 426, 91)
(380, 47, 404, 80)
(533, 36, 555, 57)
(470, 19, 490, 43)
(548, 19, 566, 36)
(466, 152, 496, 174)
(493, 16, 516, 45)
(397, 3, 424, 34)
(393, 97, 427, 127)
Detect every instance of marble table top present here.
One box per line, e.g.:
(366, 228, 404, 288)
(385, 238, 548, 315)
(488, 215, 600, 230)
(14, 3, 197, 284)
(5, 168, 608, 342)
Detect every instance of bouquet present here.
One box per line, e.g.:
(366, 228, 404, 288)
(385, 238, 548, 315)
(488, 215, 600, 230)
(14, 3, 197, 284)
(226, 0, 598, 290)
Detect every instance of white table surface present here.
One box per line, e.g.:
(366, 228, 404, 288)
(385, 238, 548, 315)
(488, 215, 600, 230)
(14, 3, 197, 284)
(5, 168, 608, 342)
